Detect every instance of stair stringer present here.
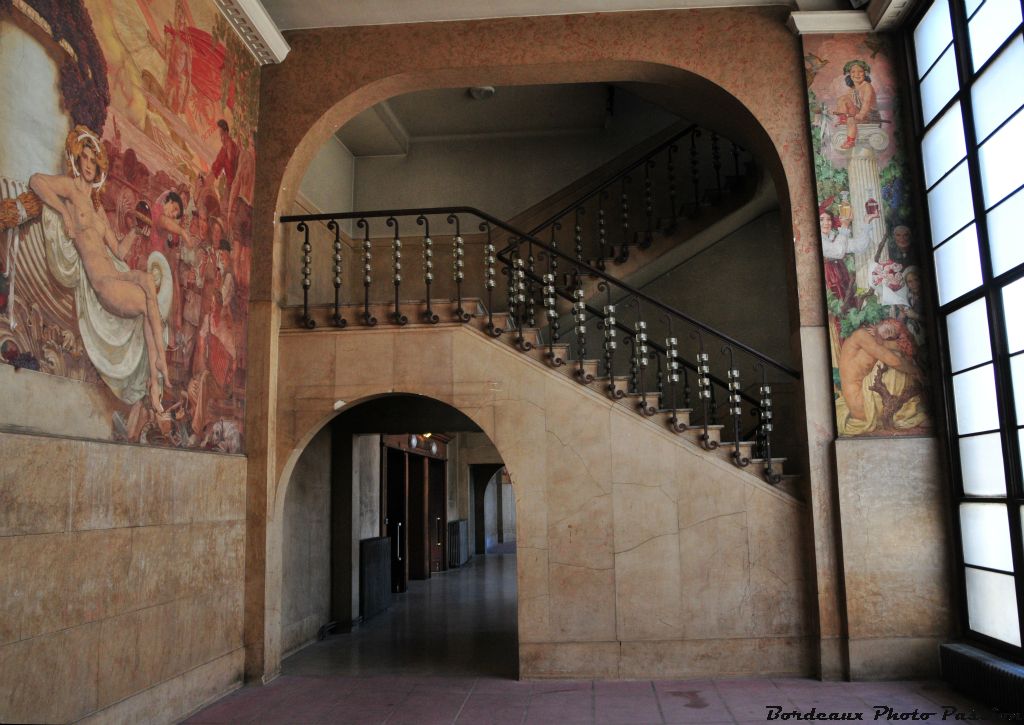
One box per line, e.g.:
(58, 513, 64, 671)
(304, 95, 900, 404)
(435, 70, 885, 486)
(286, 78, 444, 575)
(276, 323, 814, 680)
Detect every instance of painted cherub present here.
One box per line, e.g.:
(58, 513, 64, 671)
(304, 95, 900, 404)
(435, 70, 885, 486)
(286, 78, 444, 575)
(29, 126, 170, 410)
(835, 60, 879, 150)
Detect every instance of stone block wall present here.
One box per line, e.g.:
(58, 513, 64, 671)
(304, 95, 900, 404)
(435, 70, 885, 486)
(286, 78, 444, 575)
(0, 431, 247, 723)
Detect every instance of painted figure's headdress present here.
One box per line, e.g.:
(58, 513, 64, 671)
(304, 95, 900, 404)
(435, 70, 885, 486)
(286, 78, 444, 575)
(65, 125, 108, 191)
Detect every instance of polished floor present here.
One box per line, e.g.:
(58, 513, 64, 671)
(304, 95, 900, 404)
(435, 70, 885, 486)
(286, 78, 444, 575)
(186, 554, 1003, 724)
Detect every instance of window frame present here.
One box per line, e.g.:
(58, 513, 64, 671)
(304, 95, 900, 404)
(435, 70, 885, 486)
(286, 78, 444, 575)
(906, 0, 1024, 663)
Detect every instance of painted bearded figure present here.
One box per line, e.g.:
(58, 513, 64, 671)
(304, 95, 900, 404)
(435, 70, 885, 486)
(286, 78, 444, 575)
(28, 126, 172, 411)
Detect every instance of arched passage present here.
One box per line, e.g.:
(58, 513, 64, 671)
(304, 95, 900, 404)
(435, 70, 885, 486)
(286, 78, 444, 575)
(278, 393, 519, 677)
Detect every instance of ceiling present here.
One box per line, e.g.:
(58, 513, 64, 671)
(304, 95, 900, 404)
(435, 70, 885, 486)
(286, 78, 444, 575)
(259, 0, 847, 31)
(336, 84, 629, 156)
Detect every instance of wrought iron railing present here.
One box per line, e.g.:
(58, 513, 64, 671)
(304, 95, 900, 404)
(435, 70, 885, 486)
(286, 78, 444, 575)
(280, 205, 799, 484)
(504, 124, 754, 267)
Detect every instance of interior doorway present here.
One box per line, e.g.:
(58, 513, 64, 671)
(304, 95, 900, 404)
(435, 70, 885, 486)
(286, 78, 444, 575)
(280, 394, 518, 678)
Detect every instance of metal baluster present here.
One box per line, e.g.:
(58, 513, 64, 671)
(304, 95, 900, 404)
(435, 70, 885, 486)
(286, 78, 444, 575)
(600, 283, 624, 399)
(543, 271, 563, 367)
(757, 363, 782, 484)
(506, 238, 518, 332)
(447, 214, 470, 322)
(682, 365, 692, 409)
(655, 352, 665, 412)
(628, 333, 639, 395)
(723, 346, 749, 468)
(297, 221, 315, 329)
(525, 241, 536, 328)
(709, 381, 718, 425)
(597, 190, 608, 270)
(573, 270, 592, 383)
(664, 325, 687, 432)
(689, 129, 702, 214)
(326, 220, 347, 328)
(513, 251, 532, 352)
(356, 218, 376, 326)
(573, 207, 585, 264)
(634, 309, 655, 416)
(479, 222, 501, 337)
(641, 159, 655, 249)
(616, 175, 631, 263)
(731, 141, 741, 184)
(385, 216, 408, 325)
(692, 331, 718, 450)
(711, 131, 722, 202)
(416, 215, 439, 324)
(549, 223, 561, 341)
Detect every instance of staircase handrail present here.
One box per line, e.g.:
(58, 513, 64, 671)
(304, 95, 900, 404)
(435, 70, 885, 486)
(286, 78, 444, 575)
(518, 123, 699, 242)
(279, 205, 800, 381)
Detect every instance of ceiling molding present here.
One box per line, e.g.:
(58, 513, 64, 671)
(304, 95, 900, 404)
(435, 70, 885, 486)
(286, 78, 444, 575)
(786, 9, 873, 33)
(214, 0, 290, 64)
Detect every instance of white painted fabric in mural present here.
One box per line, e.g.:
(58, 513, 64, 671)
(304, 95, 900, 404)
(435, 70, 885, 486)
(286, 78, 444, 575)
(41, 206, 171, 404)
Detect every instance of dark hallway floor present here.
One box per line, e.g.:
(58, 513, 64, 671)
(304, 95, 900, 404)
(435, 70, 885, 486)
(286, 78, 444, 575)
(185, 553, 1003, 724)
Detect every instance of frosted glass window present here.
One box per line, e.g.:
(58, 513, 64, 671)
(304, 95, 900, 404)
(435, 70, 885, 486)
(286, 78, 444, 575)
(916, 0, 953, 76)
(928, 162, 975, 245)
(966, 567, 1022, 645)
(946, 299, 992, 371)
(988, 189, 1024, 275)
(972, 39, 1024, 141)
(1012, 354, 1024, 420)
(935, 224, 983, 304)
(961, 503, 1014, 570)
(952, 363, 1000, 433)
(978, 110, 1024, 207)
(960, 433, 1007, 495)
(923, 104, 967, 188)
(1020, 428, 1024, 472)
(922, 48, 961, 125)
(969, 0, 1023, 71)
(1004, 278, 1024, 352)
(967, 0, 984, 15)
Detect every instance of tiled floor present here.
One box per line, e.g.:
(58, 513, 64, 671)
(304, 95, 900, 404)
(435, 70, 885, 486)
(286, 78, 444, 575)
(185, 554, 1002, 724)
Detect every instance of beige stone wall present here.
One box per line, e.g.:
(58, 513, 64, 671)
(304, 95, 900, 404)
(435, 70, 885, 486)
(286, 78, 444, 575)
(281, 426, 332, 655)
(273, 324, 813, 679)
(0, 431, 246, 723)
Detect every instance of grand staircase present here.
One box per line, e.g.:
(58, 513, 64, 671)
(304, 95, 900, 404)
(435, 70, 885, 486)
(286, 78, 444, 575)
(281, 124, 802, 489)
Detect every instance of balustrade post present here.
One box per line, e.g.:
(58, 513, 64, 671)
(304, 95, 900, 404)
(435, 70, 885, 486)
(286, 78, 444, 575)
(616, 175, 631, 263)
(297, 221, 315, 329)
(325, 220, 347, 328)
(723, 346, 749, 468)
(385, 216, 408, 325)
(597, 190, 608, 270)
(416, 215, 439, 324)
(693, 331, 718, 450)
(601, 284, 624, 399)
(356, 218, 377, 326)
(512, 251, 532, 352)
(447, 214, 470, 322)
(573, 271, 592, 383)
(634, 313, 655, 416)
(480, 222, 501, 337)
(642, 159, 655, 249)
(757, 363, 782, 484)
(573, 207, 585, 264)
(665, 330, 687, 432)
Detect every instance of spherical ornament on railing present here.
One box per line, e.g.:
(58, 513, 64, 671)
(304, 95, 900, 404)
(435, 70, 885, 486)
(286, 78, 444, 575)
(697, 351, 711, 399)
(666, 337, 680, 382)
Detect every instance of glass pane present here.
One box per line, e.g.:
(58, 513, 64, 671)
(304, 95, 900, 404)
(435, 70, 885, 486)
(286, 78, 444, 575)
(967, 0, 984, 16)
(952, 363, 1000, 433)
(978, 109, 1024, 208)
(946, 299, 992, 371)
(960, 433, 1007, 495)
(934, 224, 983, 304)
(1012, 353, 1024, 421)
(989, 188, 1024, 275)
(965, 567, 1022, 646)
(916, 0, 953, 77)
(961, 503, 1014, 570)
(1020, 428, 1024, 472)
(928, 162, 975, 245)
(969, 0, 1023, 71)
(923, 104, 967, 188)
(922, 48, 961, 125)
(972, 38, 1024, 141)
(1004, 277, 1024, 352)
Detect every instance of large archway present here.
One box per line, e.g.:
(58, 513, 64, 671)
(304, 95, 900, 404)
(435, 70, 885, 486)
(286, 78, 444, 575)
(246, 9, 840, 684)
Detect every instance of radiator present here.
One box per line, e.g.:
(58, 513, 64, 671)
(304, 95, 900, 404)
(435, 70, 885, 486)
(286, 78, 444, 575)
(940, 643, 1024, 716)
(359, 537, 391, 621)
(448, 519, 470, 568)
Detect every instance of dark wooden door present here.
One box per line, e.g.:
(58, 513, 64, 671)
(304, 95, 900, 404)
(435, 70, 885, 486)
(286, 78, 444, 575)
(385, 447, 408, 593)
(428, 458, 447, 573)
(407, 452, 430, 580)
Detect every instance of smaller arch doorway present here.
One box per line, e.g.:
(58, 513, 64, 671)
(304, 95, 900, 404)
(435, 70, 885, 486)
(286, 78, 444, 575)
(281, 394, 518, 678)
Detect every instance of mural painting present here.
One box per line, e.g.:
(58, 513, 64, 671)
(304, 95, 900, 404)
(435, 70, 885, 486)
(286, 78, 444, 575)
(804, 34, 933, 438)
(0, 0, 256, 452)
